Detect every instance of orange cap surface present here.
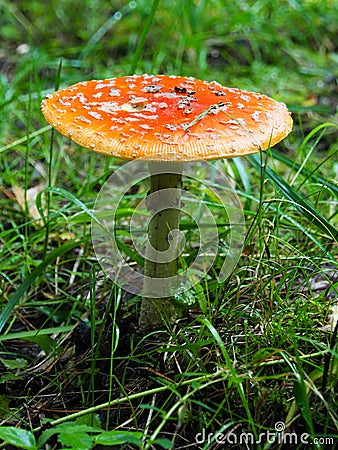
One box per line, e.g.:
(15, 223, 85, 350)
(41, 74, 292, 161)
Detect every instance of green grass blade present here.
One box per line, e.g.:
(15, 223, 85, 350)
(270, 148, 338, 197)
(281, 343, 315, 439)
(199, 318, 258, 441)
(0, 326, 75, 342)
(248, 153, 337, 241)
(131, 0, 160, 72)
(79, 2, 138, 61)
(0, 126, 51, 154)
(0, 240, 80, 334)
(42, 186, 101, 224)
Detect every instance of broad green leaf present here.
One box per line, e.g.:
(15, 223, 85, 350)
(38, 423, 100, 449)
(75, 413, 102, 429)
(95, 431, 143, 446)
(0, 395, 10, 419)
(152, 437, 174, 449)
(0, 357, 27, 370)
(0, 427, 37, 450)
(57, 429, 94, 450)
(0, 373, 22, 384)
(54, 423, 100, 434)
(20, 334, 59, 354)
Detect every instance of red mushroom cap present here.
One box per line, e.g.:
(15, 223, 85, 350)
(41, 74, 292, 161)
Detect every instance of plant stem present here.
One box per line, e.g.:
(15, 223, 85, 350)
(139, 161, 183, 331)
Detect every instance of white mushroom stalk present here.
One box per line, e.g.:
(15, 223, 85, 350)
(140, 161, 183, 329)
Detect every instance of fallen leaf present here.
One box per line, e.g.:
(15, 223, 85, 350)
(12, 183, 46, 226)
(328, 304, 338, 331)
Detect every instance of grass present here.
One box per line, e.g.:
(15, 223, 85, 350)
(0, 0, 337, 449)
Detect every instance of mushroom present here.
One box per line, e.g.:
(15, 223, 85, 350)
(41, 74, 292, 330)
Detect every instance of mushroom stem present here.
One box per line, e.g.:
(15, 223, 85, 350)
(139, 161, 183, 331)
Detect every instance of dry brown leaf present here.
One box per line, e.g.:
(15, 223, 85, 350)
(328, 304, 338, 331)
(12, 183, 46, 226)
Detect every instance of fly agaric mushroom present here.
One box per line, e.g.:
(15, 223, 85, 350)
(41, 74, 292, 330)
